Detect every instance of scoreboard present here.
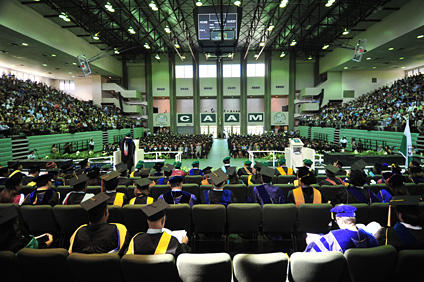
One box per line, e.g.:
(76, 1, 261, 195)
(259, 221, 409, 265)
(198, 13, 238, 40)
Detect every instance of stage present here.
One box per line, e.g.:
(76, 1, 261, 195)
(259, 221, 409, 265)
(323, 152, 406, 166)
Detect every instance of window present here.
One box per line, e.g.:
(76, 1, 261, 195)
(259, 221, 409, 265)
(247, 63, 265, 77)
(59, 80, 75, 91)
(223, 64, 241, 77)
(199, 64, 217, 78)
(175, 65, 193, 78)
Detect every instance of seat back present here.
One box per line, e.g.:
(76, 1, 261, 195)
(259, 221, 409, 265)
(192, 204, 226, 234)
(116, 187, 129, 198)
(121, 254, 179, 282)
(182, 184, 199, 200)
(368, 203, 389, 226)
(227, 203, 261, 234)
(151, 185, 171, 199)
(344, 203, 369, 224)
(393, 249, 424, 281)
(20, 205, 59, 235)
(21, 186, 36, 195)
(199, 185, 212, 204)
(318, 185, 345, 203)
(53, 205, 88, 234)
(344, 245, 397, 282)
(67, 253, 123, 282)
(240, 175, 249, 185)
(122, 204, 148, 234)
(177, 253, 232, 282)
(148, 176, 162, 183)
(86, 186, 101, 195)
(366, 183, 386, 195)
(404, 182, 419, 195)
(17, 248, 71, 282)
(274, 184, 295, 201)
(278, 175, 296, 184)
(233, 252, 288, 282)
(296, 204, 332, 234)
(262, 204, 297, 235)
(165, 204, 192, 235)
(184, 175, 203, 185)
(0, 251, 18, 281)
(289, 251, 348, 282)
(56, 186, 73, 201)
(224, 184, 247, 203)
(107, 205, 124, 224)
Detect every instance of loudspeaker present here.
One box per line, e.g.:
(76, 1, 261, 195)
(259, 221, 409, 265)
(153, 107, 158, 113)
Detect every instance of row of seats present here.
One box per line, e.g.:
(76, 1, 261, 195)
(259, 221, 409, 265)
(3, 182, 423, 204)
(1, 245, 422, 282)
(1, 202, 407, 251)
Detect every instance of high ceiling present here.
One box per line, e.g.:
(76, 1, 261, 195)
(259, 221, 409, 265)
(21, 0, 408, 61)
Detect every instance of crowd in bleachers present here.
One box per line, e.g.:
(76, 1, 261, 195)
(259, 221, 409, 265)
(299, 73, 424, 132)
(0, 74, 136, 137)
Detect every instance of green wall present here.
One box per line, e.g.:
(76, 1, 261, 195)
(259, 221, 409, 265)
(0, 138, 13, 167)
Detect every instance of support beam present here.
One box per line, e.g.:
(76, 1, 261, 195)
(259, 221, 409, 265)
(217, 59, 223, 138)
(193, 53, 200, 134)
(240, 55, 247, 135)
(264, 50, 272, 132)
(288, 52, 296, 131)
(169, 53, 177, 133)
(145, 55, 153, 132)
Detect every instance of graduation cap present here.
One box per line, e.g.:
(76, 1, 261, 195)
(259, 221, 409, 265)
(87, 167, 100, 179)
(169, 176, 184, 185)
(78, 159, 88, 168)
(29, 165, 41, 174)
(191, 160, 200, 167)
(244, 160, 252, 166)
(69, 173, 89, 187)
(34, 173, 54, 187)
(351, 159, 367, 172)
(223, 156, 231, 163)
(125, 132, 133, 137)
(153, 162, 164, 170)
(330, 205, 356, 217)
(209, 169, 228, 186)
(389, 196, 420, 207)
(226, 166, 236, 177)
(202, 166, 213, 175)
(324, 164, 340, 174)
(115, 163, 128, 173)
(139, 168, 151, 178)
(134, 178, 152, 190)
(9, 161, 20, 170)
(47, 168, 59, 175)
(163, 164, 174, 173)
(387, 174, 405, 185)
(135, 161, 144, 169)
(5, 172, 23, 188)
(101, 170, 120, 182)
(173, 161, 182, 168)
(60, 165, 73, 174)
(80, 193, 110, 211)
(260, 167, 275, 178)
(140, 200, 170, 221)
(296, 167, 316, 185)
(0, 206, 18, 225)
(278, 158, 286, 165)
(303, 159, 313, 166)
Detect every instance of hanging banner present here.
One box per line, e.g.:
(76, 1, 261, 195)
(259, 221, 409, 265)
(247, 113, 264, 124)
(271, 112, 289, 125)
(224, 113, 240, 124)
(153, 113, 170, 127)
(177, 113, 193, 126)
(200, 113, 217, 124)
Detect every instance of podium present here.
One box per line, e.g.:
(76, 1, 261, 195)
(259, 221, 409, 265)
(285, 138, 315, 170)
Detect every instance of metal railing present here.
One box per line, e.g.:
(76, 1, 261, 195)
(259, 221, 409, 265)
(144, 151, 182, 163)
(248, 150, 285, 167)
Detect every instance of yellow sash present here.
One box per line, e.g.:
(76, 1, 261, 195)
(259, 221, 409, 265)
(147, 197, 154, 204)
(247, 175, 253, 185)
(277, 167, 286, 176)
(130, 171, 135, 177)
(113, 193, 125, 207)
(154, 232, 172, 255)
(69, 224, 87, 253)
(292, 187, 321, 207)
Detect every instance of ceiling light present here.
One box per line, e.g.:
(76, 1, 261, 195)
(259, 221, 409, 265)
(181, 56, 186, 60)
(21, 43, 28, 46)
(92, 32, 100, 40)
(259, 41, 265, 47)
(267, 24, 274, 31)
(399, 57, 404, 60)
(152, 6, 158, 11)
(114, 48, 120, 54)
(155, 54, 160, 60)
(228, 53, 234, 58)
(388, 47, 394, 51)
(322, 44, 329, 50)
(417, 35, 424, 39)
(254, 54, 259, 58)
(128, 26, 136, 34)
(42, 64, 48, 67)
(164, 26, 171, 33)
(196, 1, 203, 6)
(174, 42, 180, 48)
(366, 57, 371, 60)
(59, 12, 71, 22)
(234, 0, 241, 6)
(290, 40, 297, 46)
(325, 0, 336, 7)
(344, 66, 348, 69)
(149, 1, 156, 8)
(68, 72, 73, 74)
(144, 43, 150, 49)
(51, 54, 56, 57)
(279, 0, 289, 8)
(105, 2, 115, 12)
(280, 52, 286, 58)
(206, 54, 211, 59)
(308, 55, 312, 60)
(372, 66, 376, 69)
(342, 28, 349, 35)
(72, 62, 77, 65)
(401, 66, 405, 69)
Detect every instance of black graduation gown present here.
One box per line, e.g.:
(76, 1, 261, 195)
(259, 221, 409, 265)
(22, 188, 60, 206)
(126, 232, 189, 258)
(105, 191, 129, 207)
(237, 167, 253, 177)
(332, 186, 377, 205)
(375, 224, 424, 251)
(120, 137, 135, 171)
(319, 177, 345, 186)
(22, 175, 36, 185)
(69, 223, 130, 254)
(205, 190, 236, 204)
(63, 192, 93, 205)
(286, 187, 325, 204)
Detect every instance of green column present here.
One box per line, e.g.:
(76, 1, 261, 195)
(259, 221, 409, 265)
(145, 55, 153, 132)
(217, 59, 224, 137)
(240, 56, 247, 134)
(264, 51, 272, 132)
(288, 52, 296, 131)
(169, 54, 177, 133)
(193, 53, 200, 134)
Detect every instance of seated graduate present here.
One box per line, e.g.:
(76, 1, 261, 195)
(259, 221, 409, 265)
(124, 200, 190, 257)
(158, 176, 197, 207)
(69, 193, 130, 255)
(0, 172, 25, 205)
(237, 160, 253, 177)
(102, 171, 129, 207)
(76, 159, 90, 174)
(376, 174, 408, 203)
(287, 167, 322, 207)
(188, 160, 203, 176)
(247, 162, 265, 185)
(203, 168, 235, 206)
(319, 164, 347, 186)
(23, 173, 60, 206)
(129, 178, 155, 205)
(275, 158, 294, 176)
(150, 162, 164, 177)
(171, 161, 186, 177)
(130, 161, 145, 177)
(116, 163, 131, 187)
(333, 160, 348, 176)
(252, 166, 284, 206)
(157, 164, 173, 185)
(221, 156, 231, 173)
(8, 161, 23, 178)
(226, 167, 244, 185)
(333, 161, 380, 205)
(22, 165, 40, 186)
(0, 206, 53, 253)
(86, 167, 101, 186)
(47, 168, 63, 188)
(62, 174, 95, 205)
(408, 165, 424, 184)
(375, 196, 424, 251)
(201, 166, 213, 185)
(305, 205, 378, 253)
(0, 167, 9, 185)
